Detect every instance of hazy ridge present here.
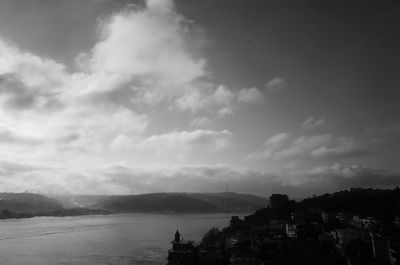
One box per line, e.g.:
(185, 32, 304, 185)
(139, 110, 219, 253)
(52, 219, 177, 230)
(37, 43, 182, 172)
(91, 192, 268, 213)
(0, 193, 64, 214)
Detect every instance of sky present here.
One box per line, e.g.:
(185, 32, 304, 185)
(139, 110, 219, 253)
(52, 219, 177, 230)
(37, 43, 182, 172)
(0, 0, 399, 197)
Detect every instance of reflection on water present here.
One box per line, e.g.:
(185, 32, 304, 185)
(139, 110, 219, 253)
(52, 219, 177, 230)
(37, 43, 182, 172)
(0, 213, 246, 265)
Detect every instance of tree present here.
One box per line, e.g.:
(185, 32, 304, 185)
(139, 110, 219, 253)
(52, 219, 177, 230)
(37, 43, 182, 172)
(200, 227, 220, 247)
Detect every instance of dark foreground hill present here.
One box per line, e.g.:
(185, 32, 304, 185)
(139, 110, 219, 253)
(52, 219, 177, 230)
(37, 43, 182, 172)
(297, 187, 400, 219)
(0, 192, 64, 214)
(92, 192, 268, 213)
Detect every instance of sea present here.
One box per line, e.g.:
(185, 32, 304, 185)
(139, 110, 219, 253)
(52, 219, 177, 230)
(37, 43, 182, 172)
(0, 213, 246, 265)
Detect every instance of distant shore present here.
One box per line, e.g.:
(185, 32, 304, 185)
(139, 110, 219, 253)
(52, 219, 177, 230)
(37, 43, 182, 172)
(0, 208, 111, 220)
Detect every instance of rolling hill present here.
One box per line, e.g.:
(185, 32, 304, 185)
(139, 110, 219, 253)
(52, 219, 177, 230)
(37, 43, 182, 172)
(0, 193, 65, 214)
(92, 192, 268, 213)
(297, 187, 400, 219)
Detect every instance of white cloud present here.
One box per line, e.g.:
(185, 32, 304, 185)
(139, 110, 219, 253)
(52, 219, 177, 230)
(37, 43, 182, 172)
(237, 87, 264, 103)
(307, 163, 400, 189)
(136, 129, 232, 155)
(84, 1, 205, 85)
(213, 85, 235, 106)
(0, 39, 67, 111)
(246, 132, 290, 160)
(301, 116, 325, 129)
(0, 40, 67, 91)
(265, 77, 286, 92)
(248, 133, 368, 161)
(0, 35, 152, 168)
(274, 134, 332, 160)
(217, 107, 233, 117)
(77, 2, 261, 118)
(310, 136, 368, 159)
(2, 161, 396, 196)
(0, 124, 42, 145)
(190, 116, 212, 127)
(265, 132, 290, 147)
(76, 0, 243, 119)
(0, 162, 270, 195)
(108, 129, 233, 164)
(1, 0, 370, 196)
(175, 84, 235, 114)
(0, 1, 245, 171)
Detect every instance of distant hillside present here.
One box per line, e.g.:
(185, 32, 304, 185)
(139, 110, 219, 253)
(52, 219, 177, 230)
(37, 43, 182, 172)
(0, 193, 65, 214)
(48, 194, 111, 208)
(92, 192, 267, 213)
(190, 192, 267, 212)
(297, 188, 400, 219)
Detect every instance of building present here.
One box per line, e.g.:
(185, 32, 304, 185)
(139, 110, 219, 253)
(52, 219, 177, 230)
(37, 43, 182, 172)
(269, 194, 289, 212)
(336, 212, 353, 224)
(345, 236, 396, 265)
(250, 223, 266, 234)
(230, 216, 242, 229)
(319, 232, 335, 243)
(392, 216, 400, 229)
(225, 235, 239, 249)
(351, 215, 375, 230)
(321, 211, 336, 224)
(292, 211, 308, 225)
(286, 223, 297, 238)
(268, 219, 286, 234)
(331, 227, 366, 246)
(167, 230, 199, 265)
(346, 239, 374, 265)
(374, 238, 396, 265)
(199, 245, 225, 265)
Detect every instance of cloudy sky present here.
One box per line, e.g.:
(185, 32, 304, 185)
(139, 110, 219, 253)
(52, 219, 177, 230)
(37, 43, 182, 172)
(0, 0, 399, 197)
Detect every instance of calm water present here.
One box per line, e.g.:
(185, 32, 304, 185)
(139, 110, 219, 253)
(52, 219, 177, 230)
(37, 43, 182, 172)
(0, 213, 245, 265)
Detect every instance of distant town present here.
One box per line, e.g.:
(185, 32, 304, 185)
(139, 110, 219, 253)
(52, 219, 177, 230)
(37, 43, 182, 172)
(167, 188, 400, 265)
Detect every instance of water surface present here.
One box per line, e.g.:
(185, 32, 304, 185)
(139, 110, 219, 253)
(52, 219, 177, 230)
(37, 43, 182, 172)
(0, 213, 246, 265)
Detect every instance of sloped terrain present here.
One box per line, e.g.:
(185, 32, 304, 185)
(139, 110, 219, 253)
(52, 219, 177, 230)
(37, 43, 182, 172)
(0, 193, 65, 214)
(92, 192, 268, 213)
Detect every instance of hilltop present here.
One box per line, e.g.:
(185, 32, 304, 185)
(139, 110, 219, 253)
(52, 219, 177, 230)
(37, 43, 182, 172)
(297, 187, 400, 219)
(91, 192, 268, 213)
(0, 192, 64, 214)
(0, 192, 268, 215)
(0, 193, 109, 219)
(48, 194, 111, 208)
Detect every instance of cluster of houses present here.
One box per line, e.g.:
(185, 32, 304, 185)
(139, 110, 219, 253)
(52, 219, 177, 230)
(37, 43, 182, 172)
(167, 193, 400, 265)
(318, 213, 397, 265)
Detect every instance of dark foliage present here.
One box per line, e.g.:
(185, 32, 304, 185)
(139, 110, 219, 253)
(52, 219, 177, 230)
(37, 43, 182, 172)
(298, 187, 400, 220)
